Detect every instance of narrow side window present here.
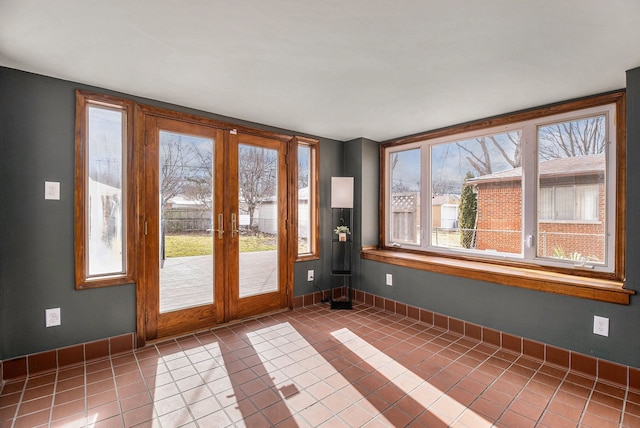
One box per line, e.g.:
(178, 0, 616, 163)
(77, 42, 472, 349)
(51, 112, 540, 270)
(75, 90, 134, 288)
(296, 137, 320, 260)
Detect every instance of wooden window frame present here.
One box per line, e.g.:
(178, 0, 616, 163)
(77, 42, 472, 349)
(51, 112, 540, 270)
(293, 136, 320, 261)
(74, 90, 136, 289)
(369, 91, 632, 304)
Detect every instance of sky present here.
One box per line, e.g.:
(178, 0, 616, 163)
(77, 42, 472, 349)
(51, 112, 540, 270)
(392, 130, 521, 195)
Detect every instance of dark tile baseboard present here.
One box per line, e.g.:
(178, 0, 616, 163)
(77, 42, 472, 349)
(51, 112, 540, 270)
(1, 333, 134, 383)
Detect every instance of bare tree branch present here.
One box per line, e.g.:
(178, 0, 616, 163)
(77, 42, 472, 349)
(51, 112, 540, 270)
(298, 156, 309, 188)
(488, 134, 521, 168)
(539, 116, 605, 160)
(457, 138, 492, 175)
(238, 145, 278, 230)
(160, 135, 195, 207)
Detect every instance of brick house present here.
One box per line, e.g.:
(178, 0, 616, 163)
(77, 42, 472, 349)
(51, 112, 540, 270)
(466, 154, 605, 261)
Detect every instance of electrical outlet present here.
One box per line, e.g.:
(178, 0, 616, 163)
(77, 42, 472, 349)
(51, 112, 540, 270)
(593, 315, 609, 337)
(46, 308, 61, 327)
(386, 273, 393, 286)
(307, 270, 314, 282)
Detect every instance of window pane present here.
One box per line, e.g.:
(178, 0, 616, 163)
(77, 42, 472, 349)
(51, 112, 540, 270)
(537, 115, 606, 264)
(238, 144, 279, 298)
(539, 187, 553, 220)
(159, 131, 214, 312)
(87, 106, 125, 276)
(390, 148, 421, 244)
(298, 144, 311, 254)
(576, 184, 598, 221)
(554, 186, 575, 220)
(431, 131, 522, 255)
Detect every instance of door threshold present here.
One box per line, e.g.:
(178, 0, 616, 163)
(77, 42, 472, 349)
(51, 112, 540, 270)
(144, 307, 292, 346)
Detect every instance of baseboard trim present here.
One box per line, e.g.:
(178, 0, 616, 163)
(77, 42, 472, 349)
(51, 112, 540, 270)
(1, 333, 135, 383)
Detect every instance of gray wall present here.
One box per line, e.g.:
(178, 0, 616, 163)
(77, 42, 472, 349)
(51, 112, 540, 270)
(0, 67, 342, 360)
(344, 138, 380, 248)
(293, 137, 344, 296)
(336, 138, 380, 295)
(349, 68, 640, 368)
(0, 68, 136, 359)
(360, 138, 380, 248)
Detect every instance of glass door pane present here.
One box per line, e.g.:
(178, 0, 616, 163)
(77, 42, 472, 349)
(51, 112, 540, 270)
(159, 131, 214, 312)
(238, 144, 279, 298)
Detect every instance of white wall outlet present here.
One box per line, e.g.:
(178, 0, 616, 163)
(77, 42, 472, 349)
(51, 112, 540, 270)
(307, 270, 314, 282)
(44, 181, 60, 200)
(593, 315, 609, 337)
(386, 273, 393, 286)
(46, 308, 61, 327)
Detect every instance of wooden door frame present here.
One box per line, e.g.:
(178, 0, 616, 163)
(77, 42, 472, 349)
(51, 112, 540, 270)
(231, 132, 290, 320)
(134, 104, 297, 348)
(145, 116, 227, 339)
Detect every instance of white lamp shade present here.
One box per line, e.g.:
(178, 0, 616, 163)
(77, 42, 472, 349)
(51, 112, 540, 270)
(331, 177, 354, 208)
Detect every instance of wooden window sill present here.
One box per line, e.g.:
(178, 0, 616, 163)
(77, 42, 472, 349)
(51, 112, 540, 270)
(361, 248, 633, 305)
(297, 254, 320, 262)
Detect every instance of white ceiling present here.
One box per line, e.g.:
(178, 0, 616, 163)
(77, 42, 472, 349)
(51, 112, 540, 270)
(1, 1, 640, 142)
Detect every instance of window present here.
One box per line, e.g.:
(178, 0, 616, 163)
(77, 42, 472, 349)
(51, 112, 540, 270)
(390, 148, 421, 245)
(430, 130, 523, 255)
(75, 90, 135, 288)
(376, 92, 628, 303)
(539, 184, 599, 222)
(295, 137, 320, 260)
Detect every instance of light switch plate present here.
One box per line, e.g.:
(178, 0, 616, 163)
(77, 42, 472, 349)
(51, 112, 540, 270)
(45, 181, 60, 200)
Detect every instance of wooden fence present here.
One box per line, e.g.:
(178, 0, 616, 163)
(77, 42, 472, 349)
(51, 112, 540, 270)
(163, 208, 212, 234)
(391, 192, 418, 242)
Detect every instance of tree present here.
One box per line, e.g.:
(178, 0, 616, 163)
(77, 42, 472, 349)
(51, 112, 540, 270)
(238, 145, 277, 232)
(298, 155, 309, 189)
(391, 152, 420, 193)
(432, 176, 459, 195)
(538, 116, 605, 160)
(458, 116, 604, 178)
(183, 176, 212, 211)
(459, 172, 477, 249)
(390, 153, 404, 192)
(160, 134, 196, 207)
(159, 134, 215, 209)
(457, 133, 522, 176)
(184, 145, 213, 211)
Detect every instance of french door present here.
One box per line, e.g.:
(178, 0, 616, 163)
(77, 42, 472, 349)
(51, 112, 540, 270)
(232, 133, 289, 320)
(140, 114, 289, 341)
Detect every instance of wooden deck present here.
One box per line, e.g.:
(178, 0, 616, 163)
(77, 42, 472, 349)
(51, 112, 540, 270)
(159, 250, 278, 313)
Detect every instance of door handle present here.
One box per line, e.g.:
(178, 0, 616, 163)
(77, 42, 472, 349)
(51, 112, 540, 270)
(231, 213, 240, 238)
(213, 213, 224, 239)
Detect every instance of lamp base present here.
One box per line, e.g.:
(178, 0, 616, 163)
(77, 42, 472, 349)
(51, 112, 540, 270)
(330, 300, 352, 310)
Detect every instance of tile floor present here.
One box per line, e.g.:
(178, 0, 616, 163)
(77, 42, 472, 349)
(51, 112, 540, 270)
(1, 303, 639, 427)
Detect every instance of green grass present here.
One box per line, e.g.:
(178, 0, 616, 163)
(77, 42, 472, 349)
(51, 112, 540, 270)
(164, 235, 213, 257)
(164, 234, 278, 258)
(239, 235, 277, 252)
